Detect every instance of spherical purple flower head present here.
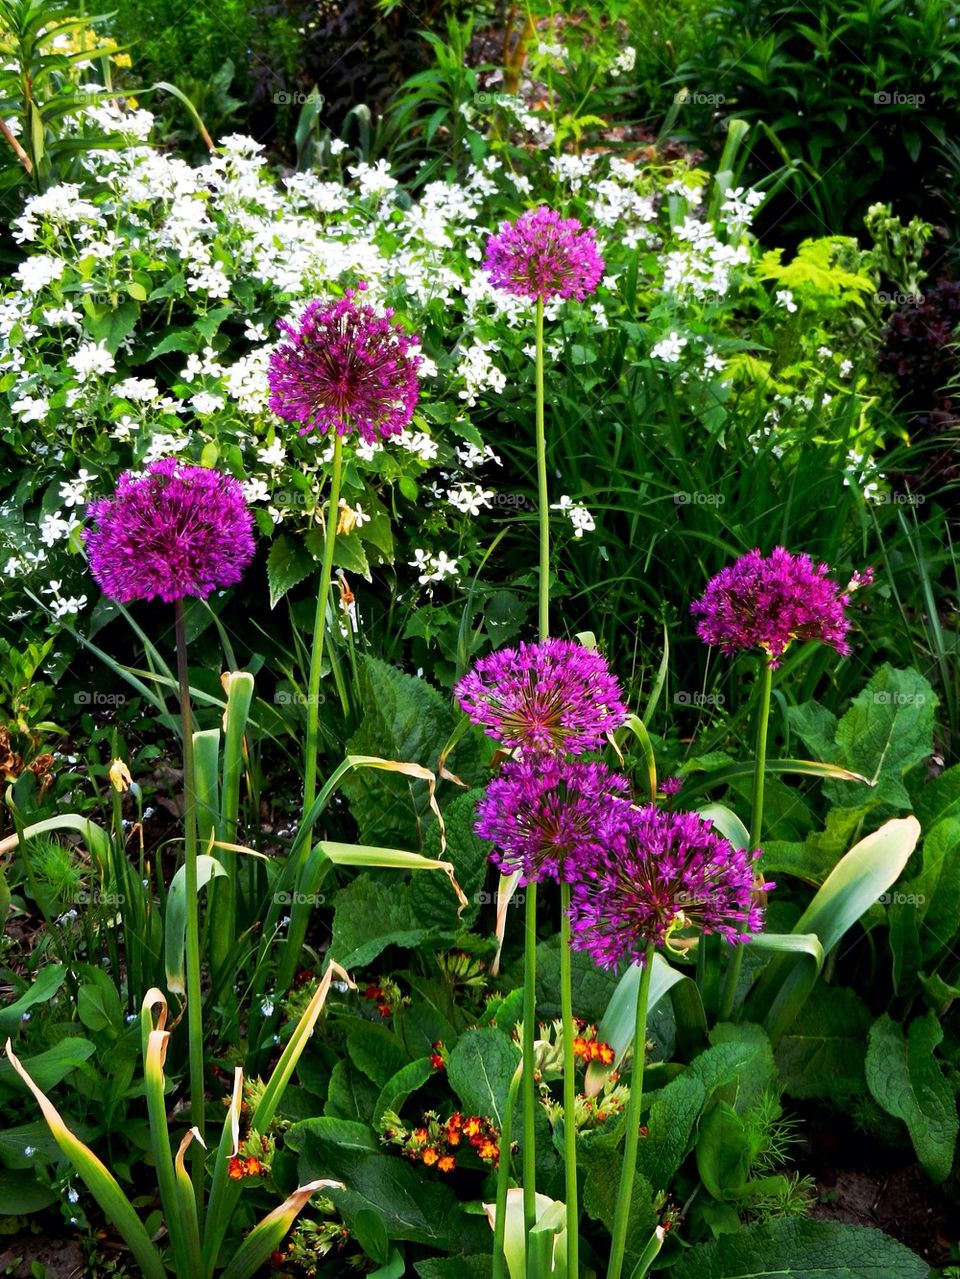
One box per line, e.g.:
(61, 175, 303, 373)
(690, 547, 874, 669)
(568, 806, 773, 970)
(267, 286, 422, 445)
(483, 207, 604, 302)
(476, 755, 631, 885)
(84, 458, 255, 604)
(455, 638, 627, 756)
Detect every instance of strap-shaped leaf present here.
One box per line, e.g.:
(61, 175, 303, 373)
(218, 1179, 344, 1279)
(4, 1040, 166, 1279)
(165, 854, 227, 994)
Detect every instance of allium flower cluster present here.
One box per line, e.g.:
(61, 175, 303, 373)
(569, 806, 772, 969)
(475, 756, 631, 884)
(455, 638, 627, 756)
(84, 458, 255, 603)
(483, 207, 604, 302)
(267, 287, 422, 445)
(690, 546, 872, 666)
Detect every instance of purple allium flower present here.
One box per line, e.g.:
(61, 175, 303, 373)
(476, 756, 631, 884)
(483, 207, 604, 302)
(690, 547, 873, 667)
(568, 806, 773, 969)
(84, 458, 255, 603)
(658, 776, 683, 796)
(455, 638, 627, 755)
(267, 287, 421, 445)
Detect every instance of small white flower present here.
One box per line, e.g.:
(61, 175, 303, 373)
(839, 358, 853, 378)
(775, 288, 797, 313)
(68, 341, 115, 382)
(651, 331, 687, 363)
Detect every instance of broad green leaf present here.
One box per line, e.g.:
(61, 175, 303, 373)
(413, 1257, 492, 1279)
(331, 875, 430, 970)
(669, 1216, 931, 1278)
(409, 789, 490, 930)
(865, 1012, 957, 1182)
(0, 1170, 57, 1212)
(776, 984, 872, 1100)
(0, 1037, 96, 1095)
(0, 965, 66, 1039)
(345, 1021, 407, 1088)
(285, 1117, 378, 1160)
(825, 665, 936, 811)
(585, 954, 705, 1096)
(324, 1060, 379, 1123)
(447, 1029, 519, 1128)
(696, 1101, 752, 1200)
(913, 761, 960, 828)
(266, 534, 316, 610)
(374, 1057, 435, 1124)
(343, 656, 486, 847)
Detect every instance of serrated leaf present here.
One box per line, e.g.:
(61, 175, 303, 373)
(825, 665, 936, 811)
(267, 534, 316, 609)
(83, 301, 139, 353)
(374, 1057, 435, 1124)
(330, 875, 428, 970)
(324, 1060, 379, 1124)
(670, 1217, 930, 1278)
(865, 1012, 957, 1182)
(409, 789, 490, 930)
(345, 1021, 407, 1088)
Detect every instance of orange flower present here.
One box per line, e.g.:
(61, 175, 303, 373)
(572, 1036, 589, 1059)
(422, 1147, 439, 1166)
(477, 1140, 499, 1162)
(462, 1116, 483, 1139)
(227, 1156, 245, 1181)
(437, 1155, 455, 1173)
(598, 1043, 615, 1065)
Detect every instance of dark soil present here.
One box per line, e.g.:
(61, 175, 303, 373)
(796, 1101, 959, 1267)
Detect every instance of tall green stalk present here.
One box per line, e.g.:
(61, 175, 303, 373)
(535, 298, 549, 637)
(174, 600, 205, 1212)
(606, 942, 655, 1279)
(718, 657, 773, 1021)
(560, 884, 579, 1279)
(521, 296, 549, 1250)
(492, 1063, 524, 1279)
(301, 433, 344, 819)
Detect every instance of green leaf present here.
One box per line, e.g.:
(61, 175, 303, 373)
(0, 1170, 57, 1213)
(825, 666, 936, 811)
(697, 1101, 753, 1200)
(776, 984, 872, 1100)
(324, 1060, 379, 1124)
(447, 1029, 520, 1128)
(414, 1258, 492, 1279)
(913, 762, 960, 828)
(267, 534, 316, 610)
(534, 937, 620, 1023)
(331, 875, 429, 970)
(0, 1038, 96, 1095)
(635, 1071, 706, 1192)
(342, 657, 486, 847)
(669, 1217, 931, 1278)
(865, 1012, 957, 1182)
(84, 301, 139, 353)
(583, 1161, 657, 1270)
(0, 965, 65, 1039)
(285, 1116, 378, 1160)
(164, 854, 226, 993)
(345, 1021, 407, 1087)
(307, 1150, 472, 1248)
(409, 789, 490, 931)
(374, 1057, 435, 1124)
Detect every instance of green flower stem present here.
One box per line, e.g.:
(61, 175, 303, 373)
(560, 883, 579, 1279)
(522, 880, 538, 1245)
(606, 942, 655, 1279)
(492, 1062, 524, 1279)
(718, 657, 773, 1021)
(535, 296, 548, 641)
(302, 432, 344, 820)
(520, 295, 549, 1254)
(174, 599, 205, 1214)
